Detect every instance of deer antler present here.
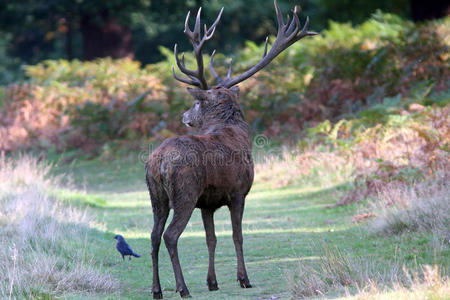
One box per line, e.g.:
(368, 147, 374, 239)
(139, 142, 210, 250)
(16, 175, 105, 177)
(211, 0, 317, 88)
(209, 50, 233, 84)
(173, 7, 224, 90)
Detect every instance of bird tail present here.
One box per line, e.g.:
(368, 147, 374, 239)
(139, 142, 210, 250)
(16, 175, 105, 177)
(132, 252, 141, 258)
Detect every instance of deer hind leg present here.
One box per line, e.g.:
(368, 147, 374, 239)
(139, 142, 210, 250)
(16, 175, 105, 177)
(229, 196, 252, 288)
(163, 201, 196, 298)
(201, 208, 219, 291)
(148, 180, 170, 299)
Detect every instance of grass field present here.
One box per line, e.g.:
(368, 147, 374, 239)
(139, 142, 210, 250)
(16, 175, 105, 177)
(39, 151, 447, 300)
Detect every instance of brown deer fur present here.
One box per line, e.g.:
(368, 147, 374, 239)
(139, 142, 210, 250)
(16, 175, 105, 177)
(146, 87, 253, 298)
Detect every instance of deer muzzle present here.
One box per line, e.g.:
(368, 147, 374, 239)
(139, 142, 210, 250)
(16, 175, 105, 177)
(182, 111, 192, 127)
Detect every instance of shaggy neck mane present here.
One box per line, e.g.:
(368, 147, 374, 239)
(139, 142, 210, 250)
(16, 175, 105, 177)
(200, 101, 250, 136)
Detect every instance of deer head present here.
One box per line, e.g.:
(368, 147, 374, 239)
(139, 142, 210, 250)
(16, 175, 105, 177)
(173, 0, 317, 129)
(182, 86, 241, 128)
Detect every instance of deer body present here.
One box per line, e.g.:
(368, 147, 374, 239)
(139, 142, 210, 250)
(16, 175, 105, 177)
(146, 88, 253, 298)
(148, 89, 254, 212)
(145, 1, 316, 298)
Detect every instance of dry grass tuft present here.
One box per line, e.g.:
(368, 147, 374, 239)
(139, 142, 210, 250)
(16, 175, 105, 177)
(286, 242, 400, 298)
(0, 154, 118, 298)
(367, 173, 449, 236)
(344, 265, 449, 300)
(287, 242, 448, 299)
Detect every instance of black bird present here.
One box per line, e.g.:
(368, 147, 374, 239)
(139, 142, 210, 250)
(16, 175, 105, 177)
(114, 234, 141, 260)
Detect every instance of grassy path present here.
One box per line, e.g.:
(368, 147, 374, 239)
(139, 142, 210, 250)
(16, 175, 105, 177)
(54, 155, 444, 299)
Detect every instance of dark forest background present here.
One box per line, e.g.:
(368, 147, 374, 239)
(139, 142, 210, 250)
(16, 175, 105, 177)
(0, 0, 448, 67)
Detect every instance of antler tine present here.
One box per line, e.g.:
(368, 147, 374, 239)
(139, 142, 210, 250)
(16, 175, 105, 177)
(274, 0, 285, 30)
(216, 0, 318, 88)
(204, 24, 209, 39)
(172, 66, 201, 87)
(180, 53, 200, 82)
(209, 50, 223, 83)
(184, 11, 193, 38)
(194, 7, 202, 41)
(285, 6, 300, 37)
(298, 16, 318, 38)
(174, 44, 197, 78)
(227, 59, 233, 79)
(204, 24, 217, 40)
(263, 37, 269, 58)
(206, 8, 224, 35)
(285, 14, 290, 33)
(181, 52, 185, 66)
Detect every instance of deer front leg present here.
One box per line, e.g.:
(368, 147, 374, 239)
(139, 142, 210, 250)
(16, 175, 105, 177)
(201, 208, 219, 291)
(229, 198, 252, 288)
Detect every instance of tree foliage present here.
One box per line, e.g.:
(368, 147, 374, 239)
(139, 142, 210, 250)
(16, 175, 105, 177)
(0, 0, 416, 66)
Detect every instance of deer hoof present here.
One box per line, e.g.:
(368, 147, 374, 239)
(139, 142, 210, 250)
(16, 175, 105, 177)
(179, 288, 191, 298)
(207, 280, 219, 291)
(238, 277, 252, 288)
(152, 291, 163, 299)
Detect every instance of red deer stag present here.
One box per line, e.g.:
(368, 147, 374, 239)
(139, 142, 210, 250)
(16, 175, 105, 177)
(145, 1, 316, 298)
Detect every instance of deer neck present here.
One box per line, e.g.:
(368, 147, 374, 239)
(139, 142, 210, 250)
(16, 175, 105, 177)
(199, 111, 251, 145)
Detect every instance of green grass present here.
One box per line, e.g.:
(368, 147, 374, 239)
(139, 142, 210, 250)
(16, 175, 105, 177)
(49, 154, 448, 299)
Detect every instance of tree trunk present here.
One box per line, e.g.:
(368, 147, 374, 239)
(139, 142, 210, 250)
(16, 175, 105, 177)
(81, 13, 134, 60)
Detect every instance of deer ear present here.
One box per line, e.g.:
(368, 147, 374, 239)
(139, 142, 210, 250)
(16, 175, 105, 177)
(230, 86, 240, 97)
(186, 87, 206, 100)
